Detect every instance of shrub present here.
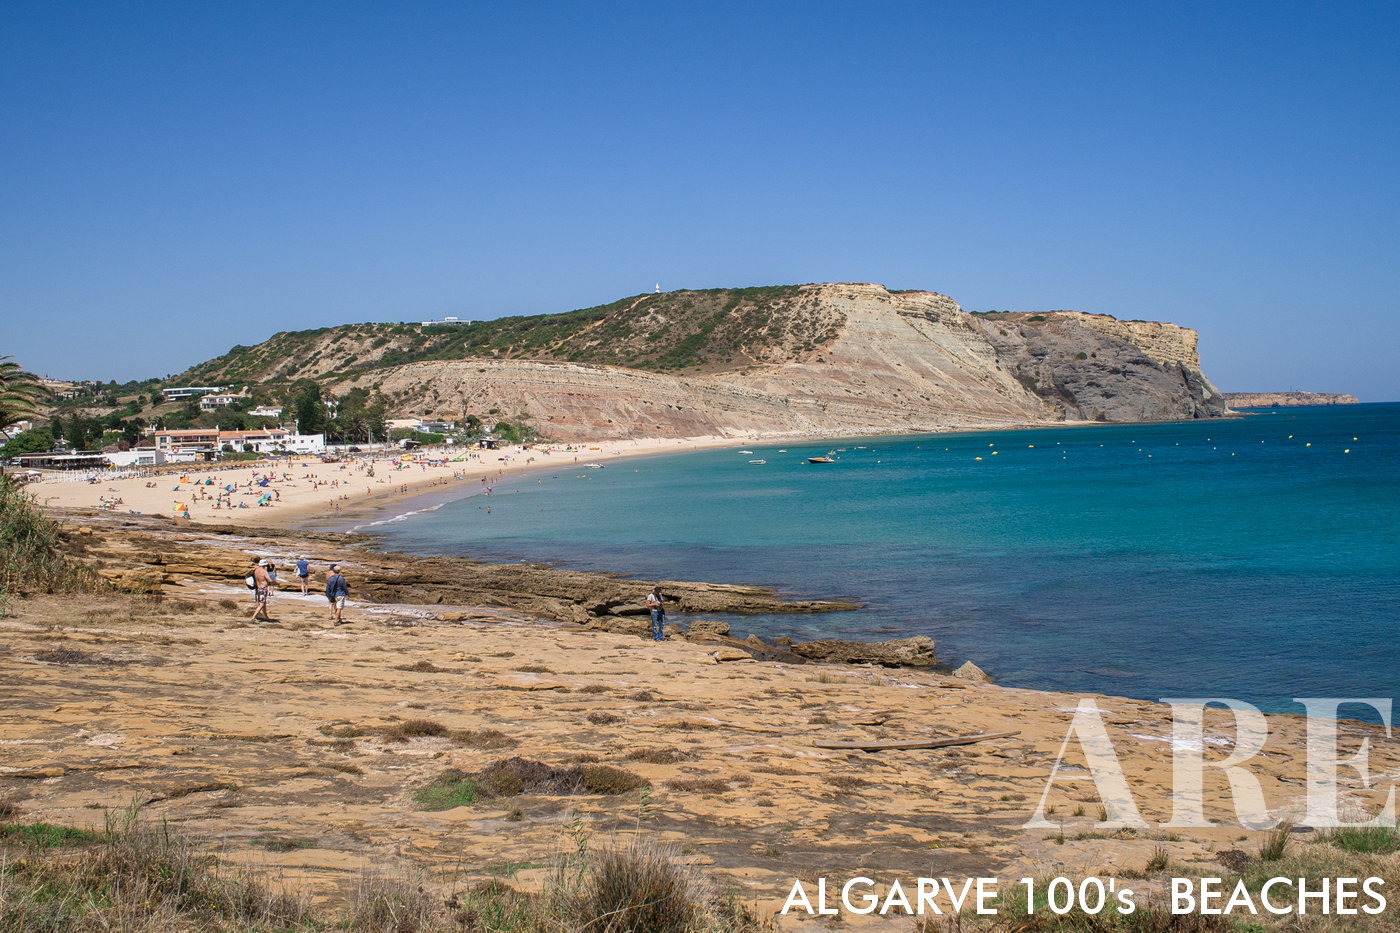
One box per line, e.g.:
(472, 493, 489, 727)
(414, 770, 480, 810)
(414, 758, 644, 810)
(0, 478, 100, 602)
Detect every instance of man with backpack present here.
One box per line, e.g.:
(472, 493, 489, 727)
(325, 564, 350, 625)
(247, 558, 276, 623)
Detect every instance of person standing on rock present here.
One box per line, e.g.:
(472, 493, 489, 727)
(325, 563, 350, 625)
(646, 585, 667, 642)
(295, 555, 311, 595)
(249, 558, 275, 623)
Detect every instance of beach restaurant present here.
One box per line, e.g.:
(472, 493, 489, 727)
(153, 429, 326, 455)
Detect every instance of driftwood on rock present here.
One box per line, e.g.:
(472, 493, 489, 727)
(813, 730, 1020, 752)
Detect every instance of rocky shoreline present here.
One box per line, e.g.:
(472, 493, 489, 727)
(3, 508, 1396, 924)
(56, 510, 957, 673)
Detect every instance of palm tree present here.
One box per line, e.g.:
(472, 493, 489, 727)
(0, 356, 48, 459)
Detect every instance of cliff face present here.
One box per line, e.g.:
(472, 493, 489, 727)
(312, 283, 1225, 438)
(1222, 392, 1359, 408)
(976, 310, 1222, 423)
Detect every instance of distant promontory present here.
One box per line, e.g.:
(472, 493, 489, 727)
(1223, 391, 1359, 408)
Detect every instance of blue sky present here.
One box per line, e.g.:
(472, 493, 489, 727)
(3, 1, 1397, 398)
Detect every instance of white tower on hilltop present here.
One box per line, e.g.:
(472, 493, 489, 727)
(654, 282, 661, 294)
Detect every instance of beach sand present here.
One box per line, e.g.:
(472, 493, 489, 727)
(30, 435, 759, 530)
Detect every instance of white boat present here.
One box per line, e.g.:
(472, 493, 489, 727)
(583, 463, 604, 469)
(738, 450, 754, 454)
(748, 459, 766, 464)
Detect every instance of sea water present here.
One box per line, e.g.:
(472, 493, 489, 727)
(374, 403, 1399, 720)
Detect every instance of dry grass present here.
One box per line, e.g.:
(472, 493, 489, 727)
(392, 659, 455, 673)
(665, 777, 732, 795)
(449, 728, 519, 749)
(826, 774, 872, 791)
(379, 718, 449, 740)
(1258, 820, 1294, 861)
(586, 711, 621, 725)
(622, 747, 694, 764)
(32, 646, 134, 666)
(1, 799, 756, 931)
(0, 803, 308, 931)
(557, 839, 753, 933)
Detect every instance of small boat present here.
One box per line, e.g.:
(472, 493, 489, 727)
(582, 463, 604, 469)
(738, 450, 753, 454)
(748, 459, 766, 464)
(807, 456, 836, 464)
(778, 449, 787, 453)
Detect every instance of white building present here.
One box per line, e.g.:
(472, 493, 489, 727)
(162, 386, 224, 401)
(273, 434, 326, 454)
(198, 392, 248, 411)
(105, 449, 167, 468)
(420, 316, 472, 326)
(249, 405, 283, 418)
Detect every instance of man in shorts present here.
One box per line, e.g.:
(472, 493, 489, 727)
(325, 563, 350, 625)
(295, 555, 311, 595)
(249, 558, 275, 623)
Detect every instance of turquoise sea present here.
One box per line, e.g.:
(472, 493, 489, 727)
(373, 404, 1399, 721)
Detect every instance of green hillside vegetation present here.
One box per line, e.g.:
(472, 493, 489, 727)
(179, 285, 836, 386)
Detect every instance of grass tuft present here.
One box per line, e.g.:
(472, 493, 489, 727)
(1324, 824, 1400, 855)
(1258, 820, 1294, 861)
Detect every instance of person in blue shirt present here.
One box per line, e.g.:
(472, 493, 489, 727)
(295, 555, 311, 595)
(325, 564, 350, 625)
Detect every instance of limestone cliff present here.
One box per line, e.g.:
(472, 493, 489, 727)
(182, 283, 1226, 438)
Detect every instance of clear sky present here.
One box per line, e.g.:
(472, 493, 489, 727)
(3, 1, 1397, 398)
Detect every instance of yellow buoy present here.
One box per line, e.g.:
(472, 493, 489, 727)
(974, 457, 983, 461)
(1345, 449, 1351, 453)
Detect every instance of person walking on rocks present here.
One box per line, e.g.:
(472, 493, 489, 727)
(646, 585, 667, 642)
(294, 555, 311, 595)
(325, 563, 350, 625)
(248, 558, 275, 623)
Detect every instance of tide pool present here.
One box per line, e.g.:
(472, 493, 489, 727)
(374, 403, 1400, 720)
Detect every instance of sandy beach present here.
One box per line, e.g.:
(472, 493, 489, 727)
(30, 435, 771, 530)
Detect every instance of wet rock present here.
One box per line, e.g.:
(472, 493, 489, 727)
(584, 617, 650, 638)
(790, 635, 939, 668)
(686, 620, 730, 636)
